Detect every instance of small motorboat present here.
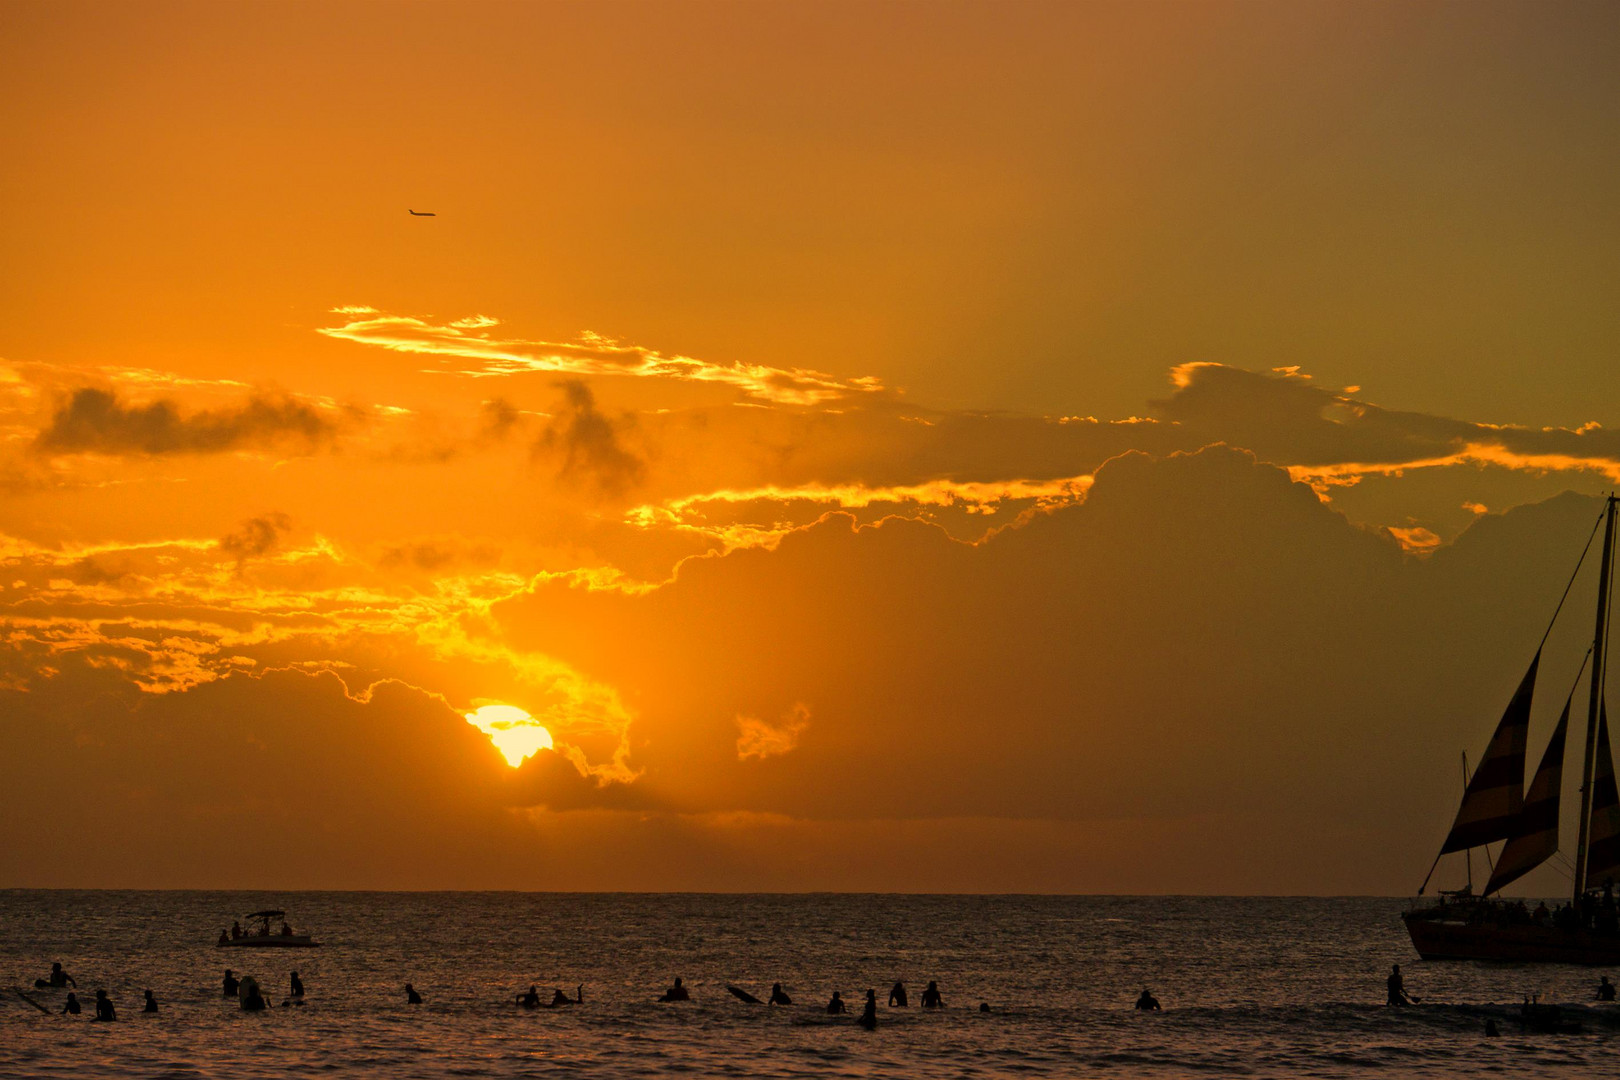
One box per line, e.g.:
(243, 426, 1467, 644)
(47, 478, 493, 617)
(216, 909, 321, 948)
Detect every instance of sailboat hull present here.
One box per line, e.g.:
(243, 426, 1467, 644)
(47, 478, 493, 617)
(1404, 909, 1620, 964)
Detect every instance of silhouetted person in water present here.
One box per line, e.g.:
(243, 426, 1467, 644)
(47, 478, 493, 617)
(979, 1002, 991, 1013)
(406, 983, 423, 1005)
(143, 990, 158, 1013)
(548, 986, 582, 1007)
(1386, 964, 1413, 1006)
(93, 990, 116, 1021)
(62, 992, 80, 1015)
(223, 969, 239, 997)
(858, 990, 878, 1030)
(658, 977, 690, 1002)
(242, 980, 267, 1011)
(769, 983, 792, 1006)
(1134, 989, 1161, 1011)
(517, 985, 541, 1008)
(921, 981, 944, 1008)
(36, 962, 76, 989)
(826, 991, 847, 1014)
(289, 971, 304, 1001)
(889, 981, 908, 1007)
(1485, 1018, 1501, 1037)
(1599, 976, 1616, 1002)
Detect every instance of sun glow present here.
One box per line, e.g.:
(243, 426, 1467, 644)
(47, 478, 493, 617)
(464, 704, 553, 767)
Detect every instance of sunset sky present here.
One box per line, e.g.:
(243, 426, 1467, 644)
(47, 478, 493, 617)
(4, 0, 1620, 893)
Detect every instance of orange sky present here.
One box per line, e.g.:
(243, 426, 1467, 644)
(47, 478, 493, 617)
(4, 0, 1620, 892)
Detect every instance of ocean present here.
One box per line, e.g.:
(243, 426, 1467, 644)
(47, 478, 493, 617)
(1, 892, 1615, 1077)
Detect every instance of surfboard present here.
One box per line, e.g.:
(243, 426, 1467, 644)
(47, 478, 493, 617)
(726, 984, 763, 1004)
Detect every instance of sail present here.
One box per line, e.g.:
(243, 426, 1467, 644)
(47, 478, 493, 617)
(1585, 703, 1620, 889)
(1484, 701, 1569, 895)
(1440, 651, 1539, 853)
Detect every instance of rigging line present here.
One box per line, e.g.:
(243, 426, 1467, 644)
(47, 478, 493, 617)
(1535, 503, 1609, 655)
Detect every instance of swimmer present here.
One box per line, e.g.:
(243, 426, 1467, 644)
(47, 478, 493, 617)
(658, 977, 690, 1003)
(517, 985, 541, 1008)
(979, 1001, 991, 1013)
(1485, 1018, 1501, 1037)
(769, 983, 792, 1006)
(143, 989, 158, 1013)
(35, 962, 76, 990)
(920, 981, 944, 1008)
(93, 989, 116, 1021)
(61, 992, 81, 1015)
(1386, 964, 1415, 1006)
(241, 977, 267, 1012)
(548, 986, 583, 1007)
(1134, 989, 1161, 1011)
(406, 983, 423, 1005)
(858, 989, 877, 1030)
(223, 969, 239, 997)
(1599, 976, 1616, 1002)
(827, 990, 847, 1014)
(289, 971, 304, 1000)
(888, 981, 908, 1007)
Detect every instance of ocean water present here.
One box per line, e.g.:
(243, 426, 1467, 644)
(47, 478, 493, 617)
(2, 892, 1617, 1077)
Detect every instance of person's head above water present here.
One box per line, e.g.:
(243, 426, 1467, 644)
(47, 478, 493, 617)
(673, 977, 683, 986)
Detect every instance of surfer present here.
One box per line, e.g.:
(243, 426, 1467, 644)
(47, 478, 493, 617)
(1134, 989, 1161, 1011)
(223, 969, 239, 997)
(289, 971, 305, 1001)
(93, 989, 116, 1021)
(888, 981, 908, 1007)
(35, 962, 76, 989)
(517, 985, 541, 1008)
(406, 983, 423, 1005)
(548, 986, 582, 1007)
(1386, 964, 1414, 1006)
(920, 981, 944, 1008)
(1599, 976, 1616, 1002)
(769, 983, 792, 1006)
(62, 992, 81, 1015)
(826, 991, 847, 1014)
(658, 977, 690, 1002)
(858, 990, 877, 1030)
(143, 990, 158, 1013)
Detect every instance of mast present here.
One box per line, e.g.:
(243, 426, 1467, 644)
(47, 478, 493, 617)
(1575, 494, 1618, 900)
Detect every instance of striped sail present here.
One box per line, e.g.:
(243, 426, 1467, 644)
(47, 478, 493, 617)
(1441, 651, 1539, 853)
(1585, 704, 1620, 889)
(1484, 701, 1569, 895)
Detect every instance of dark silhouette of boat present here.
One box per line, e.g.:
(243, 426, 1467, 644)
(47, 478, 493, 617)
(1405, 494, 1620, 963)
(217, 909, 322, 949)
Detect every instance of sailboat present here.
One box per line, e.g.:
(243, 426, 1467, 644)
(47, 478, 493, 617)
(1404, 494, 1620, 963)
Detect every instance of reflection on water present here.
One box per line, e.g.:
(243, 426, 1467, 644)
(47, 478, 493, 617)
(2, 893, 1617, 1077)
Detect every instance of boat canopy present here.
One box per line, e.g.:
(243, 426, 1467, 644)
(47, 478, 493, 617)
(245, 909, 286, 919)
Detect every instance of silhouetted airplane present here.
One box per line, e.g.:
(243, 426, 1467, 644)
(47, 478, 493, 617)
(408, 210, 436, 216)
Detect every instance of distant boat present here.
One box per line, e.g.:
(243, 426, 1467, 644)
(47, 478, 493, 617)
(218, 909, 322, 949)
(1404, 494, 1620, 963)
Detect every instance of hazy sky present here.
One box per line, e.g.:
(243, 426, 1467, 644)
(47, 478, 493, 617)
(3, 0, 1620, 892)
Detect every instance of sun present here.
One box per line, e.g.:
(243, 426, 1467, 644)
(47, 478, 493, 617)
(464, 704, 554, 767)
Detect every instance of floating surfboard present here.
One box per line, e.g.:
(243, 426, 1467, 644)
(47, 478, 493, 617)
(726, 984, 763, 1004)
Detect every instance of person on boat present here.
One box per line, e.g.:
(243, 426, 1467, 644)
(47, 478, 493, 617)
(658, 977, 690, 1002)
(406, 983, 423, 1005)
(1533, 901, 1551, 924)
(920, 980, 944, 1008)
(62, 992, 81, 1015)
(289, 971, 305, 1000)
(517, 985, 541, 1007)
(143, 990, 158, 1014)
(826, 991, 847, 1015)
(1485, 1018, 1500, 1037)
(36, 962, 76, 989)
(548, 986, 582, 1007)
(1386, 964, 1413, 1006)
(858, 990, 878, 1030)
(888, 981, 908, 1007)
(223, 969, 239, 997)
(231, 921, 243, 940)
(1134, 989, 1161, 1011)
(280, 920, 294, 937)
(218, 929, 230, 946)
(93, 989, 116, 1021)
(769, 983, 792, 1006)
(1598, 976, 1616, 1002)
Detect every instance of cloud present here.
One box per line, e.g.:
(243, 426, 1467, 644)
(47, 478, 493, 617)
(317, 309, 885, 406)
(535, 380, 646, 495)
(33, 387, 338, 457)
(737, 702, 811, 760)
(218, 513, 293, 563)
